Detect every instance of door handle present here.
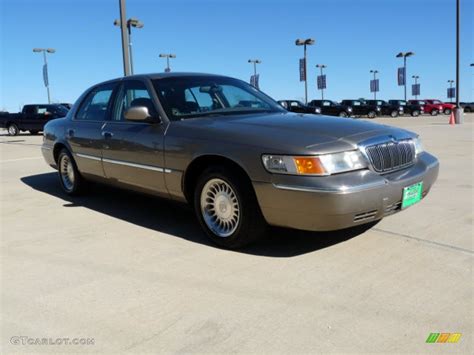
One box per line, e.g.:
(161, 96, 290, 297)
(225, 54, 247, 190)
(102, 131, 114, 139)
(67, 129, 75, 138)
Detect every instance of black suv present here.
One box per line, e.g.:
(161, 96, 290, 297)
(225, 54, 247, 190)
(388, 100, 424, 117)
(308, 99, 352, 117)
(278, 100, 321, 114)
(365, 100, 404, 117)
(460, 102, 473, 113)
(340, 100, 380, 119)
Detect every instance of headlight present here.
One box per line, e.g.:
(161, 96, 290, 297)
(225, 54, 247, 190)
(314, 107, 321, 114)
(376, 107, 381, 111)
(413, 137, 424, 156)
(262, 151, 367, 176)
(348, 107, 353, 112)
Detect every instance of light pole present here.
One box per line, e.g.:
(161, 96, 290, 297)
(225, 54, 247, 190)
(396, 51, 414, 101)
(454, 0, 462, 124)
(295, 38, 315, 104)
(159, 54, 176, 72)
(33, 48, 55, 104)
(448, 79, 455, 103)
(370, 70, 378, 100)
(412, 75, 420, 99)
(316, 64, 327, 100)
(248, 59, 261, 88)
(117, 0, 130, 76)
(114, 17, 144, 75)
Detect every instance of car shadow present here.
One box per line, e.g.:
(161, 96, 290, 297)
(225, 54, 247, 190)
(21, 172, 377, 258)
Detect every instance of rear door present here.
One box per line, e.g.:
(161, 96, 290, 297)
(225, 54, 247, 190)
(100, 79, 168, 195)
(68, 82, 117, 178)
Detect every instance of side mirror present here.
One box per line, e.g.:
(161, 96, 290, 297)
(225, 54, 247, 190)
(124, 106, 152, 122)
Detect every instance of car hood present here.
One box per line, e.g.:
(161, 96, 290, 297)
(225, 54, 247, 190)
(181, 112, 415, 155)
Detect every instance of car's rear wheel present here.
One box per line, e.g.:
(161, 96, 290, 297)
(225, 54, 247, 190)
(367, 111, 376, 119)
(194, 166, 266, 249)
(430, 110, 438, 116)
(57, 149, 85, 195)
(7, 123, 19, 136)
(338, 111, 348, 117)
(390, 110, 399, 118)
(443, 108, 451, 115)
(411, 110, 420, 117)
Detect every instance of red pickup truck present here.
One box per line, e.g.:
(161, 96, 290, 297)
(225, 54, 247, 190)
(424, 99, 455, 115)
(408, 100, 442, 116)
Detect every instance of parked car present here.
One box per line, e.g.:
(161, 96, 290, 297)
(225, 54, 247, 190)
(0, 104, 69, 136)
(60, 103, 73, 110)
(423, 99, 454, 115)
(388, 100, 424, 117)
(460, 102, 474, 112)
(41, 73, 439, 249)
(365, 100, 404, 117)
(409, 100, 441, 116)
(278, 100, 321, 114)
(308, 99, 352, 117)
(339, 100, 381, 119)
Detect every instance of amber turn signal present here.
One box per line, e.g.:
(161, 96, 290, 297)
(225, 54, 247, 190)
(293, 157, 327, 175)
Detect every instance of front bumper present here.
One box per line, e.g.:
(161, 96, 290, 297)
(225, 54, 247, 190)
(253, 152, 439, 231)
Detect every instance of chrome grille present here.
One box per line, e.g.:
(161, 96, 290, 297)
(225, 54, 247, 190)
(365, 140, 415, 173)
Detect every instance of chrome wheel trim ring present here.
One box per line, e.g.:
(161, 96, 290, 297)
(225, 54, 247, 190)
(8, 125, 16, 135)
(59, 155, 75, 192)
(200, 178, 240, 238)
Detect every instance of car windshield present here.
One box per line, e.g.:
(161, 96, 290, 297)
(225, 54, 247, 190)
(52, 105, 69, 116)
(431, 100, 442, 104)
(152, 76, 284, 120)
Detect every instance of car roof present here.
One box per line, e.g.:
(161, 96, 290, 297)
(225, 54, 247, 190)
(94, 72, 231, 86)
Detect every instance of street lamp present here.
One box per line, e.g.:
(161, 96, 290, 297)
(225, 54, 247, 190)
(114, 17, 144, 75)
(248, 59, 261, 88)
(295, 38, 315, 104)
(370, 70, 379, 100)
(396, 51, 415, 101)
(159, 53, 176, 72)
(316, 64, 327, 100)
(448, 79, 455, 103)
(33, 48, 56, 104)
(412, 75, 420, 99)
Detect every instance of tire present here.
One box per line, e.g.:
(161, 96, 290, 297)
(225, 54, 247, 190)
(194, 165, 266, 249)
(7, 123, 19, 136)
(338, 111, 348, 117)
(30, 130, 39, 135)
(431, 110, 438, 116)
(443, 109, 451, 115)
(390, 110, 399, 118)
(411, 110, 420, 117)
(57, 148, 86, 195)
(367, 111, 376, 119)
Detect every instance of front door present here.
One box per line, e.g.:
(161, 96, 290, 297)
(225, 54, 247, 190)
(101, 80, 168, 195)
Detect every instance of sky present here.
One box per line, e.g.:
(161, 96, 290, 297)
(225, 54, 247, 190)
(0, 0, 473, 111)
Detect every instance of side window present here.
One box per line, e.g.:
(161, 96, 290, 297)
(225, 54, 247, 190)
(76, 84, 115, 121)
(185, 88, 213, 111)
(112, 81, 156, 121)
(290, 101, 299, 108)
(323, 101, 331, 107)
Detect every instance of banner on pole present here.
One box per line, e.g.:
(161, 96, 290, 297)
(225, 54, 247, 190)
(412, 83, 420, 96)
(250, 74, 260, 89)
(317, 75, 326, 90)
(397, 67, 405, 86)
(42, 64, 49, 87)
(299, 58, 306, 82)
(370, 79, 379, 93)
(447, 87, 455, 98)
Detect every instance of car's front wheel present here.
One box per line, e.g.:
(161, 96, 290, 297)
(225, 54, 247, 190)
(367, 111, 376, 119)
(431, 110, 439, 116)
(411, 110, 420, 117)
(7, 123, 19, 136)
(194, 166, 266, 249)
(390, 110, 399, 118)
(443, 108, 451, 115)
(338, 111, 348, 117)
(30, 130, 39, 135)
(57, 149, 85, 195)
